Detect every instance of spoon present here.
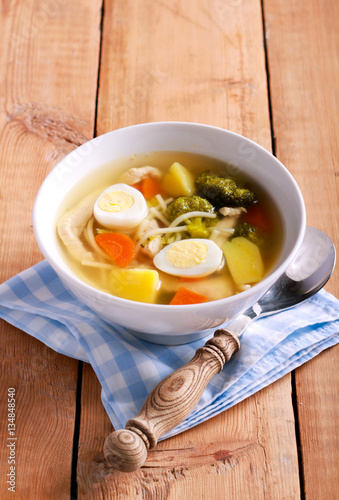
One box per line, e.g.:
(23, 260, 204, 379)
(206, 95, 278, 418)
(103, 227, 335, 472)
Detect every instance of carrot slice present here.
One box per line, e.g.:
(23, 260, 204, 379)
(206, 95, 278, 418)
(243, 203, 272, 232)
(170, 286, 209, 305)
(141, 178, 165, 199)
(95, 233, 135, 267)
(130, 182, 142, 192)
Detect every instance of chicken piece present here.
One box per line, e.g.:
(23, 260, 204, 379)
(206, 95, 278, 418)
(219, 206, 247, 217)
(136, 217, 164, 258)
(57, 191, 99, 262)
(141, 236, 163, 259)
(212, 214, 240, 247)
(212, 207, 246, 246)
(119, 166, 161, 185)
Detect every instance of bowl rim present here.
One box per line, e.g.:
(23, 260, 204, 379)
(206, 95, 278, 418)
(33, 121, 307, 310)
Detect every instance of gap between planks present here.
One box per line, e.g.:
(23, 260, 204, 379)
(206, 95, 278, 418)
(260, 2, 305, 499)
(70, 2, 105, 498)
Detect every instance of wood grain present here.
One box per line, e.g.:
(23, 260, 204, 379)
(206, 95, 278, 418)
(79, 371, 300, 499)
(104, 330, 240, 472)
(0, 0, 102, 498)
(78, 0, 301, 498)
(0, 322, 78, 499)
(263, 0, 339, 287)
(263, 0, 339, 497)
(96, 0, 272, 146)
(1, 0, 337, 498)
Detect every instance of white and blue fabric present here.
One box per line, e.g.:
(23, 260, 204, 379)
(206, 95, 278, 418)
(0, 260, 338, 439)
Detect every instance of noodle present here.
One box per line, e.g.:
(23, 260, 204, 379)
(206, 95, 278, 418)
(209, 227, 234, 233)
(85, 217, 110, 260)
(136, 226, 187, 253)
(149, 207, 170, 226)
(155, 194, 168, 212)
(169, 211, 217, 228)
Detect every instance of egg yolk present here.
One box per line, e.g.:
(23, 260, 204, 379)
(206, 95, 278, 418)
(98, 191, 134, 213)
(166, 240, 208, 268)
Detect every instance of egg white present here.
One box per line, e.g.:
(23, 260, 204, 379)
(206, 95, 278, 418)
(153, 239, 224, 278)
(93, 183, 148, 230)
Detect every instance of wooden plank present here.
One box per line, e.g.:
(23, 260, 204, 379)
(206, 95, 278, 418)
(295, 346, 339, 500)
(0, 0, 102, 498)
(76, 363, 113, 498)
(77, 1, 300, 498)
(263, 0, 339, 278)
(78, 372, 299, 499)
(96, 0, 272, 147)
(0, 322, 79, 499)
(263, 0, 339, 498)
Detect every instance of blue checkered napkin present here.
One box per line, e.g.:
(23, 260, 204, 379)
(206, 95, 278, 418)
(0, 261, 338, 439)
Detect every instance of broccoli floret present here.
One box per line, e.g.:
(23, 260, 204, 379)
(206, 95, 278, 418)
(185, 217, 210, 238)
(196, 170, 256, 208)
(230, 222, 265, 246)
(166, 195, 214, 223)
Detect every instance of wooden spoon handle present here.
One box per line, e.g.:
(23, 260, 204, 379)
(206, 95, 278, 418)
(103, 329, 240, 472)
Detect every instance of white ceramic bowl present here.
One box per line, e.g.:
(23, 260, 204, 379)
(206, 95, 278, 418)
(33, 122, 306, 344)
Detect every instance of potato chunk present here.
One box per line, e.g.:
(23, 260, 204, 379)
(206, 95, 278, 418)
(108, 268, 160, 303)
(223, 237, 264, 285)
(161, 162, 195, 197)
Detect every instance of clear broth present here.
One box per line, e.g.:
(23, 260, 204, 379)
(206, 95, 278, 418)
(57, 151, 284, 303)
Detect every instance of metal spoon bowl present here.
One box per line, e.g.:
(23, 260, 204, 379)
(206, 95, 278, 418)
(104, 227, 336, 472)
(259, 226, 335, 315)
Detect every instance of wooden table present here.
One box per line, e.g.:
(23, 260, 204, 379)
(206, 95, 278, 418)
(1, 1, 338, 498)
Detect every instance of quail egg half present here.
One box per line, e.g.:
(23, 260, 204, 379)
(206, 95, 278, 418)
(93, 183, 148, 230)
(153, 239, 224, 278)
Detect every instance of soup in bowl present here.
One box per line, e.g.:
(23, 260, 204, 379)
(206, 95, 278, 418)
(33, 122, 306, 344)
